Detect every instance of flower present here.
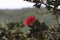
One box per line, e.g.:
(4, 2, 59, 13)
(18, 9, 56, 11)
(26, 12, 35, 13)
(24, 16, 36, 26)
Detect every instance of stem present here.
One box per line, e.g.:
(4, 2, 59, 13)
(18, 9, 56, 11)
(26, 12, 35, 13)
(55, 15, 60, 27)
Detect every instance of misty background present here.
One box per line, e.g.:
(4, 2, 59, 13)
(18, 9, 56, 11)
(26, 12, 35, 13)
(0, 0, 60, 33)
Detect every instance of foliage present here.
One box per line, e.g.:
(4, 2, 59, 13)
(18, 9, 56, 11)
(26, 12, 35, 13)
(0, 20, 60, 40)
(6, 21, 24, 30)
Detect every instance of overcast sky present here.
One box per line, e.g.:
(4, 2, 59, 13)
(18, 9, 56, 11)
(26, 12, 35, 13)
(0, 0, 35, 9)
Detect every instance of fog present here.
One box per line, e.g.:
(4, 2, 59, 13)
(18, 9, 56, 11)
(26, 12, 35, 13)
(0, 0, 34, 9)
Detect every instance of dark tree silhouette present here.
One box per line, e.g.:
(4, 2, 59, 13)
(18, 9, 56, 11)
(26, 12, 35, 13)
(24, 0, 60, 12)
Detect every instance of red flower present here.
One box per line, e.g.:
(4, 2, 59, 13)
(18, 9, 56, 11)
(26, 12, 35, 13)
(24, 16, 36, 26)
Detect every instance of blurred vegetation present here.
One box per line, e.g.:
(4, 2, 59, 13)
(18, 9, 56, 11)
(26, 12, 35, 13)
(0, 8, 60, 40)
(0, 20, 59, 40)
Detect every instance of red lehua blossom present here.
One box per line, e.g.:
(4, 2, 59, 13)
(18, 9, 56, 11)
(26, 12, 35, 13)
(24, 16, 36, 26)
